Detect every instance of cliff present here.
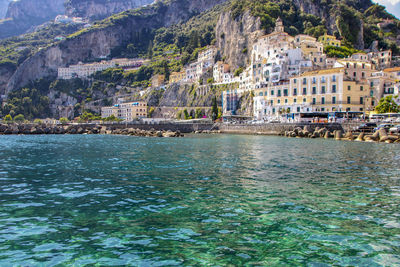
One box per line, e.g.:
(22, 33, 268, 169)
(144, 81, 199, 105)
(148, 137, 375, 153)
(65, 0, 155, 21)
(0, 0, 10, 19)
(0, 0, 65, 39)
(216, 10, 263, 69)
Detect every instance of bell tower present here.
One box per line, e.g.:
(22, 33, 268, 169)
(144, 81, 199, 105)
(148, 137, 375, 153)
(274, 17, 284, 33)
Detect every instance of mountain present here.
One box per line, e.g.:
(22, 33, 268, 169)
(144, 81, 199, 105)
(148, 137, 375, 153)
(0, 0, 65, 39)
(0, 0, 156, 40)
(0, 0, 399, 120)
(0, 0, 10, 19)
(65, 0, 155, 21)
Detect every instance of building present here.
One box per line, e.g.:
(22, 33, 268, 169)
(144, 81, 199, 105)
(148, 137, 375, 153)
(198, 46, 217, 62)
(58, 58, 144, 79)
(318, 34, 341, 47)
(169, 71, 186, 84)
(151, 74, 165, 88)
(213, 62, 230, 83)
(369, 50, 392, 70)
(254, 68, 373, 121)
(101, 101, 148, 121)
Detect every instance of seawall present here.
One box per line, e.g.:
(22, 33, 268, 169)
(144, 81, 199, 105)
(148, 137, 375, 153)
(217, 123, 344, 135)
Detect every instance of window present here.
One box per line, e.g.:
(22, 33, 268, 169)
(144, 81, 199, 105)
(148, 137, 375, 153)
(332, 96, 336, 104)
(303, 88, 307, 95)
(294, 98, 297, 103)
(332, 75, 336, 82)
(293, 79, 297, 83)
(360, 97, 364, 104)
(321, 97, 325, 104)
(271, 100, 273, 105)
(303, 98, 306, 103)
(293, 88, 297, 96)
(284, 89, 288, 96)
(347, 96, 351, 104)
(278, 90, 281, 97)
(321, 77, 326, 83)
(259, 92, 263, 96)
(312, 77, 316, 84)
(312, 98, 316, 105)
(332, 85, 336, 93)
(321, 86, 326, 94)
(278, 99, 281, 104)
(297, 107, 300, 112)
(362, 72, 365, 78)
(353, 72, 356, 77)
(272, 108, 275, 113)
(348, 85, 351, 91)
(285, 99, 288, 104)
(312, 87, 317, 94)
(271, 90, 274, 96)
(303, 78, 307, 85)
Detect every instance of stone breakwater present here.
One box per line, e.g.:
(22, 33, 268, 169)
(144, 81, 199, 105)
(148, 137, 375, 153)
(0, 124, 183, 138)
(284, 126, 400, 144)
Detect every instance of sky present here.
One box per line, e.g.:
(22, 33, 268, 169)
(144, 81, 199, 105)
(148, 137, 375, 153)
(374, 0, 400, 19)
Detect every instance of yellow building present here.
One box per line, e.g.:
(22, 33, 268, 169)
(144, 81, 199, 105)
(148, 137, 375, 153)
(169, 71, 185, 84)
(151, 74, 165, 88)
(101, 101, 148, 121)
(318, 34, 341, 47)
(254, 68, 373, 120)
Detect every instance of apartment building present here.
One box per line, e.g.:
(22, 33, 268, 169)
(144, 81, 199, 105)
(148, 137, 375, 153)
(254, 68, 372, 120)
(101, 101, 148, 121)
(318, 34, 341, 47)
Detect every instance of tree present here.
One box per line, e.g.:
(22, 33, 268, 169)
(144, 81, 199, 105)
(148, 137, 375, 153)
(3, 114, 12, 122)
(59, 117, 69, 125)
(34, 119, 43, 124)
(211, 96, 218, 121)
(183, 109, 190, 120)
(375, 96, 400, 114)
(14, 114, 25, 122)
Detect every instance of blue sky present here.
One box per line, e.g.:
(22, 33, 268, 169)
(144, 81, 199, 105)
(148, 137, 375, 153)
(374, 0, 400, 19)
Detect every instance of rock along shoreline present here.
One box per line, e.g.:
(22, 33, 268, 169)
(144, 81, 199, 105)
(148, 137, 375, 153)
(282, 125, 400, 144)
(0, 124, 184, 138)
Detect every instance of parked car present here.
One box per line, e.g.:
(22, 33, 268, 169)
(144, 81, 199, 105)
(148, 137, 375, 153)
(389, 125, 400, 134)
(374, 124, 395, 132)
(353, 122, 377, 133)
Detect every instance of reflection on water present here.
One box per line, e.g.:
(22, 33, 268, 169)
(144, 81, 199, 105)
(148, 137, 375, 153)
(0, 135, 399, 265)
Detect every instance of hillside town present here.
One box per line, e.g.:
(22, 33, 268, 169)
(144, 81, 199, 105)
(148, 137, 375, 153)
(91, 18, 399, 123)
(52, 18, 400, 123)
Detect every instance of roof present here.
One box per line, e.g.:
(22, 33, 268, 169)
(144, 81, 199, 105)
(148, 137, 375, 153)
(299, 67, 344, 77)
(383, 67, 400, 73)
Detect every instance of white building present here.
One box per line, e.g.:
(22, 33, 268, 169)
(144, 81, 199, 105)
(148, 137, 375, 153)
(58, 59, 144, 80)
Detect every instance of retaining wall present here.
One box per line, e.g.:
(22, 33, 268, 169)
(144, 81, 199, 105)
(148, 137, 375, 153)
(217, 123, 344, 135)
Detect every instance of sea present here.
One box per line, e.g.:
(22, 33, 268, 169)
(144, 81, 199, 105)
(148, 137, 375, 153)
(0, 134, 399, 266)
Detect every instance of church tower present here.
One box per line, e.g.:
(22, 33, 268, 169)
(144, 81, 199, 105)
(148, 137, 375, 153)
(274, 17, 284, 33)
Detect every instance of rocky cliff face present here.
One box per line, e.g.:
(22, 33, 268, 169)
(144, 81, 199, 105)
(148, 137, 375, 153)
(216, 10, 263, 69)
(0, 0, 65, 39)
(5, 0, 227, 94)
(0, 0, 10, 19)
(66, 0, 155, 21)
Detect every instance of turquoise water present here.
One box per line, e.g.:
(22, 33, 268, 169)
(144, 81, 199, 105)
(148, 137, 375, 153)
(0, 135, 399, 266)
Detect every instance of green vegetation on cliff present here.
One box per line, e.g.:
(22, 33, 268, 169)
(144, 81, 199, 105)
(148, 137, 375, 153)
(230, 0, 399, 52)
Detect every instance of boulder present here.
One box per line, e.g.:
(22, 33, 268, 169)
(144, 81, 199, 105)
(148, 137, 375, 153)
(356, 132, 365, 141)
(378, 129, 388, 142)
(324, 131, 333, 139)
(334, 130, 343, 140)
(156, 131, 163, 137)
(344, 132, 354, 141)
